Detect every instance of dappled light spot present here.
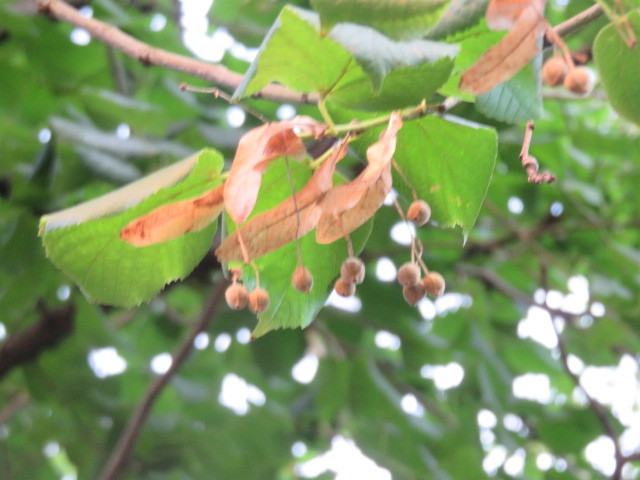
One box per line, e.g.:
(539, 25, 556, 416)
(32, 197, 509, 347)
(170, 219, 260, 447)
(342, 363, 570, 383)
(56, 285, 71, 301)
(226, 106, 246, 128)
(291, 441, 307, 458)
(507, 196, 523, 214)
(503, 448, 526, 477)
(193, 332, 209, 350)
(418, 298, 436, 321)
(503, 413, 524, 433)
(325, 290, 362, 312)
(235, 328, 251, 344)
(434, 293, 472, 316)
(43, 441, 59, 458)
(38, 128, 51, 143)
(536, 452, 555, 471)
(400, 394, 425, 417)
(0, 322, 5, 342)
(218, 373, 266, 416)
(383, 188, 397, 206)
(116, 123, 130, 140)
(477, 409, 497, 429)
(70, 28, 90, 46)
(88, 347, 127, 378)
(374, 330, 401, 351)
(421, 362, 464, 390)
(277, 104, 296, 120)
(375, 257, 396, 282)
(214, 333, 232, 352)
(291, 353, 319, 384)
(590, 301, 606, 317)
(517, 306, 557, 349)
(482, 445, 507, 476)
(295, 435, 391, 480)
(150, 352, 172, 374)
(390, 221, 414, 246)
(512, 373, 553, 404)
(550, 201, 564, 216)
(150, 13, 167, 32)
(585, 436, 616, 476)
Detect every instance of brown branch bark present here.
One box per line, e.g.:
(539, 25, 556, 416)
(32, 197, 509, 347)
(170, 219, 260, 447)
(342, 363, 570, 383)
(0, 302, 75, 380)
(551, 3, 604, 41)
(98, 279, 229, 480)
(33, 0, 319, 105)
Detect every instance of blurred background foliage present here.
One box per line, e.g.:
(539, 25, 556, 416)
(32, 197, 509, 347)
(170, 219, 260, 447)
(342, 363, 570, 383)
(1, 0, 639, 479)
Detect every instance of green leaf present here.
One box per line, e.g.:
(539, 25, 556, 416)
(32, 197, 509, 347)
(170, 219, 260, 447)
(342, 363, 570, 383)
(224, 160, 372, 338)
(311, 0, 451, 40)
(439, 25, 542, 121)
(234, 6, 458, 109)
(475, 56, 543, 123)
(40, 150, 224, 307)
(593, 10, 640, 126)
(233, 7, 358, 99)
(394, 115, 497, 238)
(426, 0, 489, 39)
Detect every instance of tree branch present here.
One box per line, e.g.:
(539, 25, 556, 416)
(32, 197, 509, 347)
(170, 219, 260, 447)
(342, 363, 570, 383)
(0, 302, 74, 380)
(553, 3, 604, 39)
(98, 279, 229, 480)
(34, 0, 319, 105)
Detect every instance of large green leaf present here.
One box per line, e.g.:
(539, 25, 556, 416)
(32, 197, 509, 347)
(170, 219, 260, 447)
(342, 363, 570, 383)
(223, 160, 372, 338)
(234, 6, 458, 110)
(311, 0, 451, 40)
(40, 150, 224, 307)
(439, 25, 542, 122)
(394, 115, 498, 238)
(593, 10, 640, 126)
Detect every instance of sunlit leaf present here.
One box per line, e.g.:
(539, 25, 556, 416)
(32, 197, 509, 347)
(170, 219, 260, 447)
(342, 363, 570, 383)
(40, 150, 224, 307)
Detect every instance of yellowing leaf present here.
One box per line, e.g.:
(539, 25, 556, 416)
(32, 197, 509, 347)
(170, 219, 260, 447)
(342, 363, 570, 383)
(459, 1, 546, 95)
(40, 153, 203, 233)
(316, 112, 402, 244)
(223, 116, 324, 224)
(120, 184, 225, 247)
(216, 140, 348, 263)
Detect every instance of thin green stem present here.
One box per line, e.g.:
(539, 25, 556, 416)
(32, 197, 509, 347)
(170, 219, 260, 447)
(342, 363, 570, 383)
(317, 98, 336, 133)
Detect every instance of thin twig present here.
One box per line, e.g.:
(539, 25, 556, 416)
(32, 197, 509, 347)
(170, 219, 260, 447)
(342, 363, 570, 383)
(34, 0, 318, 105)
(519, 121, 556, 184)
(98, 279, 229, 480)
(545, 3, 604, 47)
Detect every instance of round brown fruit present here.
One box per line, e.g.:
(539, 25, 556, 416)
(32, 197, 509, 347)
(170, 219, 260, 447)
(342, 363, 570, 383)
(407, 200, 431, 226)
(563, 67, 594, 95)
(423, 271, 445, 297)
(341, 257, 365, 285)
(225, 283, 249, 310)
(403, 283, 427, 306)
(334, 278, 356, 297)
(397, 262, 421, 287)
(542, 57, 568, 86)
(249, 288, 270, 313)
(292, 266, 314, 293)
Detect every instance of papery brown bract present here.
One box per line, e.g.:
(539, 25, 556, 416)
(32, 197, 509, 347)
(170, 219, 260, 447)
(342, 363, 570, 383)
(316, 112, 402, 244)
(215, 139, 348, 263)
(224, 116, 325, 224)
(460, 0, 547, 95)
(121, 184, 225, 247)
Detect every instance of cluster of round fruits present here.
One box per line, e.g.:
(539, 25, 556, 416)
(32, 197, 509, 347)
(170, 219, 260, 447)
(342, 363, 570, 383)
(224, 269, 270, 313)
(224, 198, 446, 312)
(542, 55, 595, 95)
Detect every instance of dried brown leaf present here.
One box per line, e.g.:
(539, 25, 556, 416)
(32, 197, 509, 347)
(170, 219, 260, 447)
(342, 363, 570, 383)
(224, 116, 325, 224)
(121, 184, 224, 246)
(486, 0, 546, 30)
(315, 112, 402, 244)
(216, 140, 348, 263)
(459, 5, 547, 95)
